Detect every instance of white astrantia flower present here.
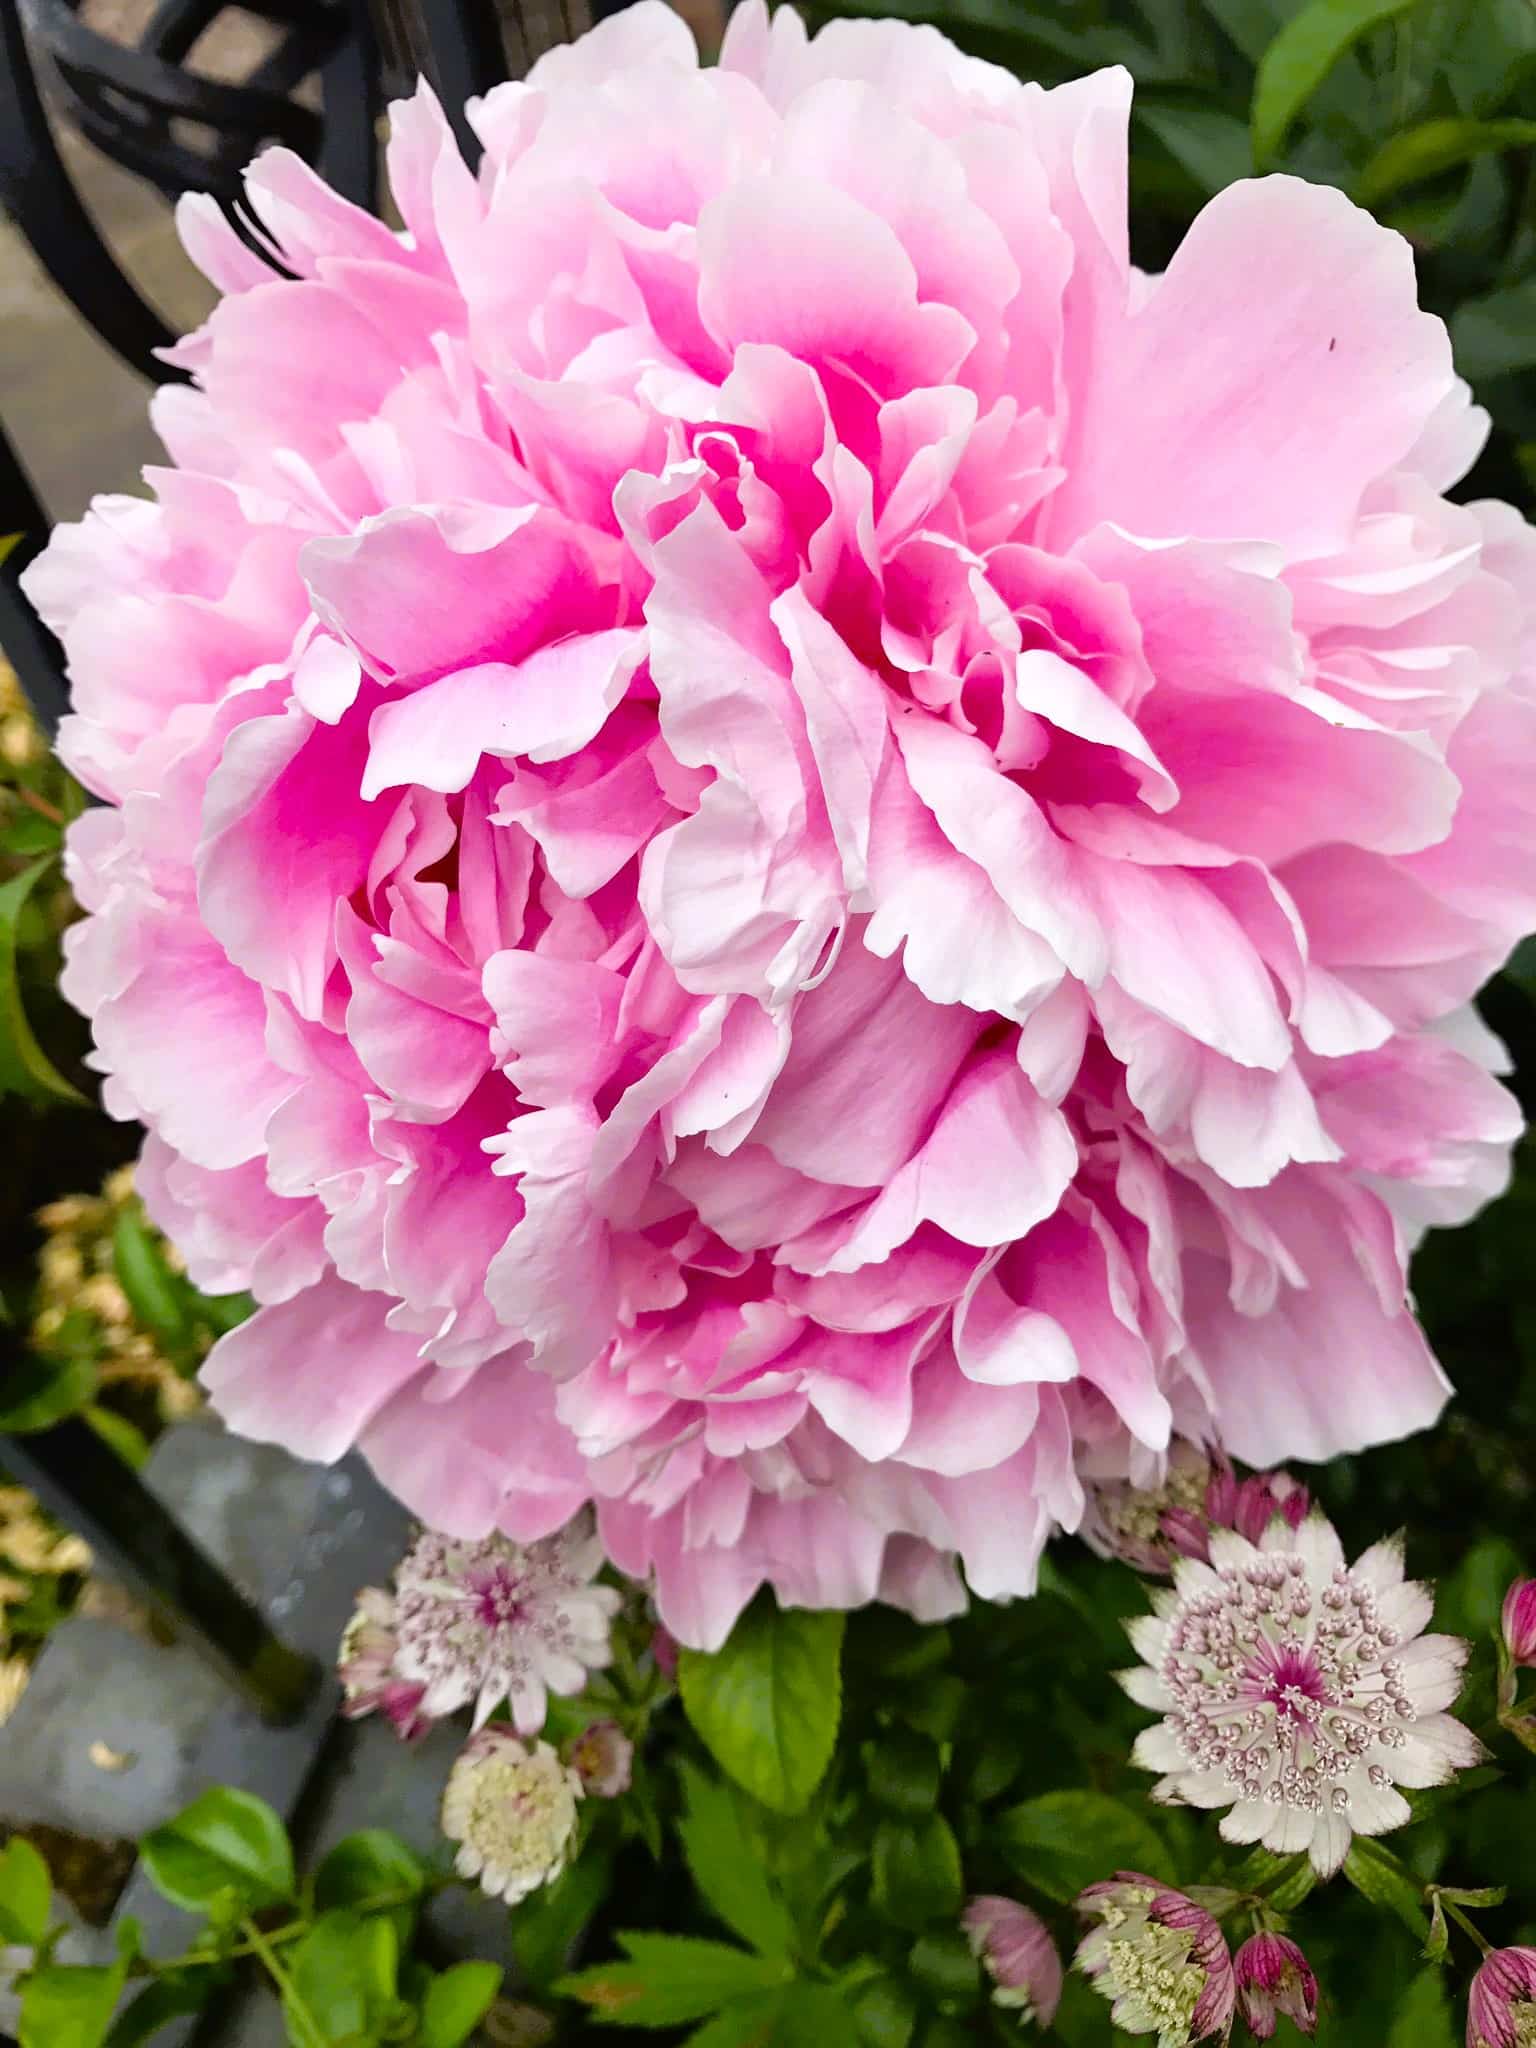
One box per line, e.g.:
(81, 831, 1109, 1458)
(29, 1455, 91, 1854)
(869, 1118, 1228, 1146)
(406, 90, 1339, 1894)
(440, 1728, 583, 1904)
(1120, 1513, 1484, 1877)
(390, 1514, 622, 1734)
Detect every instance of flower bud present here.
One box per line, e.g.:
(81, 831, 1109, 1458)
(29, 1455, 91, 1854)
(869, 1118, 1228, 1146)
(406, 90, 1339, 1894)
(564, 1718, 634, 1798)
(1502, 1580, 1536, 1670)
(1234, 1933, 1318, 2039)
(1467, 1946, 1536, 2048)
(1076, 1874, 1234, 2047)
(961, 1896, 1062, 2026)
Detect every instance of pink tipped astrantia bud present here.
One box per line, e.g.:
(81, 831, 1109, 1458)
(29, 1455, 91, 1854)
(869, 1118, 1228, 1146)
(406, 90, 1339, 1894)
(1467, 1947, 1536, 2048)
(564, 1718, 633, 1799)
(962, 1896, 1063, 2025)
(1076, 1874, 1235, 2046)
(1234, 1933, 1318, 2040)
(337, 1587, 431, 1742)
(650, 1625, 679, 1681)
(1204, 1462, 1310, 1547)
(1502, 1581, 1536, 1669)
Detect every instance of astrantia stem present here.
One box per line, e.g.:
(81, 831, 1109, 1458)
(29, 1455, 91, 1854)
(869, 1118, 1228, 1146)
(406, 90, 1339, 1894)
(1445, 1900, 1496, 1960)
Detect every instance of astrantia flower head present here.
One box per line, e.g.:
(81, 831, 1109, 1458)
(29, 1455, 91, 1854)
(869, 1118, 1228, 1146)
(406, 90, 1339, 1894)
(1122, 1514, 1482, 1876)
(1233, 1932, 1318, 2040)
(1086, 1446, 1310, 1576)
(1076, 1875, 1233, 2047)
(564, 1717, 633, 1798)
(962, 1895, 1062, 2024)
(390, 1517, 621, 1734)
(440, 1728, 582, 1903)
(1502, 1579, 1536, 1669)
(337, 1587, 431, 1742)
(31, 0, 1536, 1649)
(1468, 1947, 1536, 2048)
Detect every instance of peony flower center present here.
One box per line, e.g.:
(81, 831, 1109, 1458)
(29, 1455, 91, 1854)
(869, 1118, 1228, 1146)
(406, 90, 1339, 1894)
(1162, 1553, 1411, 1819)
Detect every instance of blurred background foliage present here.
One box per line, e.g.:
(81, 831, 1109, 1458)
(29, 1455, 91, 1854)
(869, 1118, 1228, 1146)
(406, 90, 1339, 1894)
(2, 0, 1536, 2037)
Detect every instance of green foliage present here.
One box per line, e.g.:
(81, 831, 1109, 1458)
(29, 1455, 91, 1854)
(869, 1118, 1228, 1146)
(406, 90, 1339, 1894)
(1251, 0, 1418, 164)
(139, 1788, 296, 1915)
(998, 1789, 1170, 1906)
(418, 1963, 502, 2048)
(18, 1957, 131, 2048)
(559, 1932, 790, 2026)
(677, 1597, 844, 1815)
(0, 1836, 52, 1945)
(0, 854, 85, 1105)
(677, 1764, 797, 1957)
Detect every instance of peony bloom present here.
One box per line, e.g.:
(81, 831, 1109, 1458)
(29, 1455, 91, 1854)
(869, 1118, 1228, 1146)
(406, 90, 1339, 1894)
(26, 0, 1536, 1649)
(1076, 1875, 1233, 2047)
(388, 1519, 620, 1734)
(1233, 1932, 1318, 2040)
(1085, 1444, 1308, 1575)
(962, 1895, 1062, 2024)
(1122, 1514, 1482, 1876)
(1468, 1948, 1536, 2048)
(337, 1587, 432, 1741)
(440, 1728, 583, 1902)
(564, 1717, 633, 1798)
(1502, 1579, 1536, 1669)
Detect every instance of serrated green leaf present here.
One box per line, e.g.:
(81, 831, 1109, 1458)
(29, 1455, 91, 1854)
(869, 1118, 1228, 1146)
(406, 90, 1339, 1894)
(1343, 1837, 1430, 1938)
(139, 1787, 295, 1915)
(1356, 116, 1536, 205)
(419, 1961, 503, 2048)
(870, 1813, 964, 1932)
(678, 1597, 843, 1816)
(678, 1764, 795, 1958)
(560, 1934, 787, 2027)
(0, 1351, 98, 1434)
(1137, 102, 1254, 191)
(19, 1959, 128, 2048)
(683, 1997, 787, 2048)
(1252, 0, 1420, 165)
(997, 1791, 1168, 1907)
(0, 854, 86, 1105)
(0, 1837, 50, 1947)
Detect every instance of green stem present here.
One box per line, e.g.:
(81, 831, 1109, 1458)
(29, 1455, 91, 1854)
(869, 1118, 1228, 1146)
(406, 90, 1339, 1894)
(242, 1917, 326, 2048)
(1444, 1901, 1494, 1960)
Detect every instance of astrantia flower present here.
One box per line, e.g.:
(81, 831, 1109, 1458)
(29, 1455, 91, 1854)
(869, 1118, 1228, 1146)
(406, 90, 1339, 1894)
(1502, 1579, 1536, 1668)
(28, 0, 1536, 1649)
(1468, 1947, 1536, 2048)
(1233, 1932, 1318, 2040)
(337, 1587, 431, 1741)
(1122, 1515, 1482, 1876)
(1086, 1446, 1309, 1575)
(564, 1718, 633, 1798)
(390, 1519, 620, 1734)
(440, 1728, 582, 1903)
(1076, 1876, 1234, 2047)
(963, 1895, 1062, 2024)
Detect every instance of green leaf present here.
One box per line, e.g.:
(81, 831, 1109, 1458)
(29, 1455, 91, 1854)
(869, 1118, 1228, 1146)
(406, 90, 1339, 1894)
(870, 1813, 964, 1932)
(139, 1787, 295, 1915)
(863, 1731, 942, 1823)
(18, 1960, 128, 2048)
(1355, 116, 1536, 204)
(682, 1997, 788, 2048)
(1136, 102, 1253, 192)
(419, 1961, 503, 2048)
(1251, 0, 1420, 165)
(850, 1976, 918, 2048)
(1343, 1837, 1430, 1938)
(0, 1352, 98, 1434)
(997, 1791, 1168, 1907)
(0, 1836, 52, 1945)
(313, 1829, 426, 1948)
(560, 1934, 788, 2027)
(677, 1597, 844, 1816)
(678, 1764, 796, 1958)
(83, 1406, 151, 1470)
(111, 1209, 190, 1351)
(1388, 1967, 1456, 2048)
(105, 1972, 225, 2048)
(0, 855, 87, 1105)
(513, 1846, 614, 1988)
(288, 1911, 398, 2044)
(907, 1931, 982, 2008)
(0, 811, 62, 858)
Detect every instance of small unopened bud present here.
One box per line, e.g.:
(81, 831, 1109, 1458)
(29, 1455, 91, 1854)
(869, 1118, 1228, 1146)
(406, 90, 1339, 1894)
(961, 1895, 1062, 2026)
(1502, 1580, 1536, 1669)
(564, 1718, 633, 1798)
(1468, 1946, 1536, 2048)
(1234, 1933, 1318, 2039)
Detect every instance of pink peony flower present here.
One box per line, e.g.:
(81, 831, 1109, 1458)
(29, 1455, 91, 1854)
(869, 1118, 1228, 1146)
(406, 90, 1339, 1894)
(1121, 1514, 1484, 1876)
(25, 1, 1536, 1648)
(1076, 1875, 1233, 2046)
(1233, 1932, 1318, 2039)
(962, 1894, 1062, 2024)
(1468, 1947, 1536, 2048)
